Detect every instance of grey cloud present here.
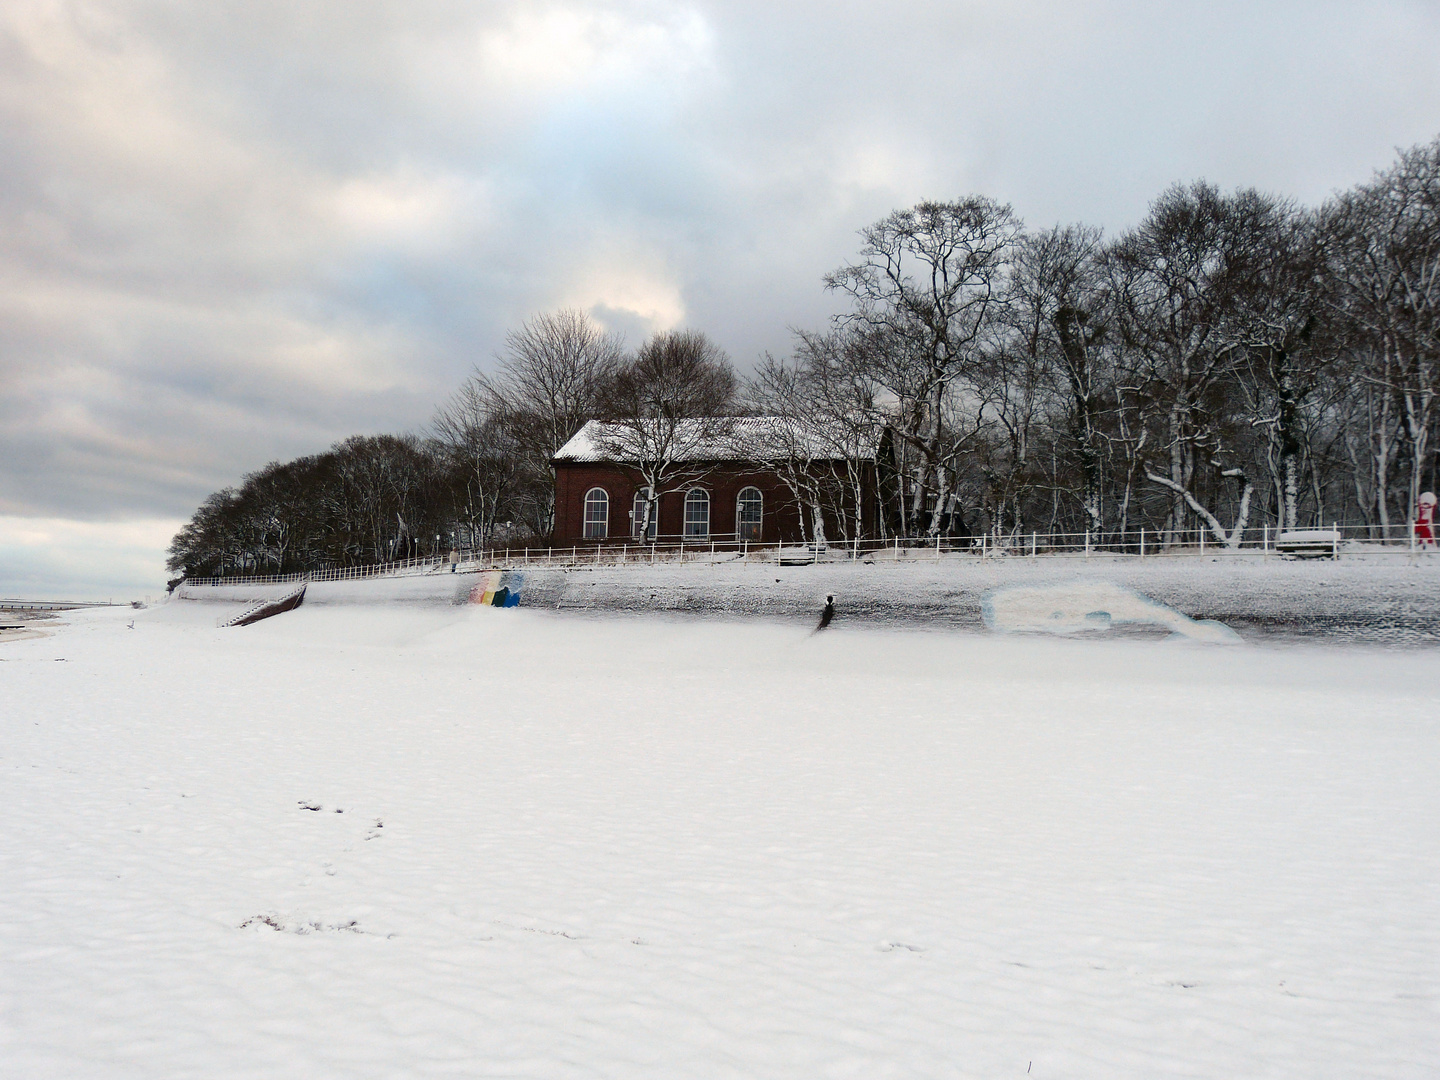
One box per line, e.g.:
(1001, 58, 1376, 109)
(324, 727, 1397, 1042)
(1, 0, 1438, 554)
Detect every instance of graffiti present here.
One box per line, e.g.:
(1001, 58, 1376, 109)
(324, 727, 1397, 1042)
(467, 570, 523, 607)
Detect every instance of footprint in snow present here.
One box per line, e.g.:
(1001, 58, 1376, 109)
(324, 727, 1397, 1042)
(240, 914, 365, 935)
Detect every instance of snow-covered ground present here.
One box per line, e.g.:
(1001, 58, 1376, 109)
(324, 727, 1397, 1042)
(177, 552, 1440, 644)
(519, 555, 1440, 644)
(4, 602, 1439, 1078)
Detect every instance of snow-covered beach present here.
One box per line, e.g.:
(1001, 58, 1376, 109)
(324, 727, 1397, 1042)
(4, 600, 1439, 1077)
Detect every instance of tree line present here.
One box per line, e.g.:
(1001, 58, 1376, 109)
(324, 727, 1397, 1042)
(169, 136, 1440, 577)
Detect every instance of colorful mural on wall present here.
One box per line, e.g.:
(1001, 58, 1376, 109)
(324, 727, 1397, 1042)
(466, 570, 523, 607)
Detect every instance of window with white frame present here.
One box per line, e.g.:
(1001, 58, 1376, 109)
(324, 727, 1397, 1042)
(631, 487, 656, 539)
(583, 488, 609, 539)
(736, 486, 763, 541)
(683, 488, 710, 538)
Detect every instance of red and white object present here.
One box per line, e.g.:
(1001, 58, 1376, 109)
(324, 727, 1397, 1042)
(1417, 491, 1437, 548)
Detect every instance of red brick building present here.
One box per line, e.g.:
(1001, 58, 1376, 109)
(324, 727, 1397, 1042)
(551, 418, 882, 545)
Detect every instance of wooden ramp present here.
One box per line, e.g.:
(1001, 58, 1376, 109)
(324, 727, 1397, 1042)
(219, 585, 307, 627)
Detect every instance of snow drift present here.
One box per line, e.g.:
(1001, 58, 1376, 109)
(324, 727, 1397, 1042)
(982, 581, 1243, 643)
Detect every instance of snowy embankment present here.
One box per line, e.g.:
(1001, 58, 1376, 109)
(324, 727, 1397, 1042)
(3, 603, 1439, 1078)
(522, 555, 1440, 643)
(177, 553, 1440, 643)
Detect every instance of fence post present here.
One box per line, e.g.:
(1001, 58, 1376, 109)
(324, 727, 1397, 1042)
(1263, 522, 1269, 554)
(1199, 526, 1205, 554)
(935, 532, 940, 561)
(1333, 522, 1339, 560)
(1085, 529, 1091, 558)
(1140, 528, 1145, 559)
(1031, 531, 1036, 558)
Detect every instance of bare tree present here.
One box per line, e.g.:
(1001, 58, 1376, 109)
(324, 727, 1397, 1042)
(167, 487, 243, 578)
(745, 354, 835, 544)
(1188, 195, 1337, 534)
(1003, 225, 1111, 535)
(972, 327, 1048, 544)
(168, 437, 453, 577)
(461, 309, 624, 536)
(323, 435, 441, 563)
(1110, 183, 1274, 547)
(826, 198, 1022, 534)
(1334, 342, 1407, 533)
(591, 330, 739, 537)
(431, 380, 524, 548)
(1325, 137, 1440, 531)
(746, 331, 885, 546)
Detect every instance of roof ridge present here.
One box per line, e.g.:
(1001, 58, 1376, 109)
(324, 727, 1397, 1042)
(553, 416, 881, 464)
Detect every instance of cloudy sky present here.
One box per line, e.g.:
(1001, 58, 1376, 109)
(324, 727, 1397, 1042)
(3, 0, 1439, 598)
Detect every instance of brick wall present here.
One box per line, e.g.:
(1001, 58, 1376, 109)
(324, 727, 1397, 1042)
(553, 463, 841, 544)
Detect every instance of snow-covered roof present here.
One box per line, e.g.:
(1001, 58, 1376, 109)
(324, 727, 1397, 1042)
(553, 417, 880, 464)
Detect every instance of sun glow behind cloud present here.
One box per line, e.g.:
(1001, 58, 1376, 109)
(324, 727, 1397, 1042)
(470, 4, 715, 98)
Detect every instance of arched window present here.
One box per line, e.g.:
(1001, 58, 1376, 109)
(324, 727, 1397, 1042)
(631, 487, 656, 540)
(583, 488, 609, 539)
(736, 486, 763, 541)
(683, 488, 710, 539)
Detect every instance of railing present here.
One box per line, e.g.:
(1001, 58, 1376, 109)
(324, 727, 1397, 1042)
(180, 552, 470, 587)
(177, 521, 1435, 587)
(466, 521, 1421, 564)
(1, 598, 123, 609)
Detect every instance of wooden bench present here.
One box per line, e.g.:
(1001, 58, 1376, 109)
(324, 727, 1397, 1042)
(1274, 529, 1341, 558)
(777, 544, 826, 566)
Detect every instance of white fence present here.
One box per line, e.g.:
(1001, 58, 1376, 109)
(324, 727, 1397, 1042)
(176, 521, 1436, 588)
(1, 598, 122, 610)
